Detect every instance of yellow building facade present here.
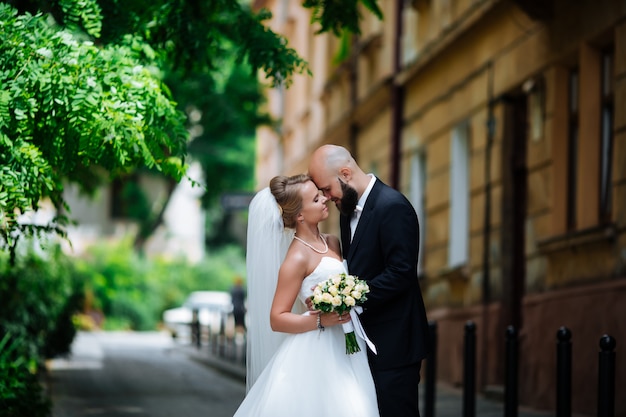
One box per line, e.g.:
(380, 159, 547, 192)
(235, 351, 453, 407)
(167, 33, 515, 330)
(253, 0, 625, 414)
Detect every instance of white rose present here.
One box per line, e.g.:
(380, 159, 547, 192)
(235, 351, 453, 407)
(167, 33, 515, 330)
(332, 296, 342, 306)
(322, 293, 333, 303)
(329, 285, 339, 296)
(351, 290, 362, 300)
(341, 286, 352, 296)
(313, 293, 323, 303)
(332, 275, 342, 286)
(355, 283, 367, 292)
(344, 296, 356, 307)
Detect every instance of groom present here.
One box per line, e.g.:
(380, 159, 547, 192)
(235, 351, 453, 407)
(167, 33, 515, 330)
(309, 144, 430, 417)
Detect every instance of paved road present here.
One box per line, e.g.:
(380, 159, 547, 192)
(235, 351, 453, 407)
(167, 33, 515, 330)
(49, 331, 553, 417)
(184, 339, 554, 417)
(47, 331, 246, 417)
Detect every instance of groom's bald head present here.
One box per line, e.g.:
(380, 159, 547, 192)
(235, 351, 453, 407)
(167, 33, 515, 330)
(309, 145, 354, 179)
(308, 145, 369, 216)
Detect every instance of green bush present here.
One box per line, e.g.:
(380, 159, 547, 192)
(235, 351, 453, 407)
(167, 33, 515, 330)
(0, 334, 51, 417)
(0, 242, 83, 417)
(0, 236, 246, 417)
(73, 238, 246, 330)
(0, 244, 83, 361)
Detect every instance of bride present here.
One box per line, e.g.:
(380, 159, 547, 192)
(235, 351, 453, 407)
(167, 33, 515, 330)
(235, 174, 379, 417)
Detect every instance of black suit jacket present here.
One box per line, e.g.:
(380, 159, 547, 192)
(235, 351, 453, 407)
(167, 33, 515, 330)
(341, 179, 429, 371)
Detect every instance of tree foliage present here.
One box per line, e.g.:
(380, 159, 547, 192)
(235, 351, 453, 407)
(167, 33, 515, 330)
(169, 63, 267, 207)
(1, 0, 384, 255)
(303, 0, 382, 35)
(9, 0, 381, 78)
(9, 0, 311, 87)
(0, 4, 188, 257)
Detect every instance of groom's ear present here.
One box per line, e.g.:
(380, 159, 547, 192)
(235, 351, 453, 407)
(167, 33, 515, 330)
(339, 167, 352, 181)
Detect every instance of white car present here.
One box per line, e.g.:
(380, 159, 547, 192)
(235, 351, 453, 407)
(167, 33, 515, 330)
(162, 291, 233, 340)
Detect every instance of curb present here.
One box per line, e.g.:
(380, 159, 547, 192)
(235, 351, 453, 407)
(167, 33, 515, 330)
(180, 345, 247, 383)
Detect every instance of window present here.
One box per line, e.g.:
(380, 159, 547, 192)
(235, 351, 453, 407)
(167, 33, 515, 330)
(448, 123, 469, 267)
(599, 48, 614, 223)
(566, 69, 579, 231)
(410, 151, 427, 275)
(402, 4, 419, 65)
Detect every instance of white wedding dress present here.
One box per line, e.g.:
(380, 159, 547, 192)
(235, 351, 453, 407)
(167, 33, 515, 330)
(233, 256, 380, 417)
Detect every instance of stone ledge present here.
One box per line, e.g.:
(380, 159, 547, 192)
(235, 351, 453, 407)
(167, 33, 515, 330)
(536, 224, 617, 254)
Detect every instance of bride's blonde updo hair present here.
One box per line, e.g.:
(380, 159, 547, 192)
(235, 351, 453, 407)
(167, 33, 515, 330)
(270, 174, 312, 229)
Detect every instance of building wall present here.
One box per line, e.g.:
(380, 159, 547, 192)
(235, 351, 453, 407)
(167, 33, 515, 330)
(58, 163, 205, 263)
(254, 0, 626, 414)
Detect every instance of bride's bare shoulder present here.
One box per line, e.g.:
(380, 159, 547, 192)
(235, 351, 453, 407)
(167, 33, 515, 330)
(280, 245, 309, 276)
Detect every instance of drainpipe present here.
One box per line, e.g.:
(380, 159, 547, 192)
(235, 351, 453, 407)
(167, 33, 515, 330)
(390, 0, 404, 189)
(483, 62, 494, 311)
(349, 33, 359, 155)
(480, 60, 495, 390)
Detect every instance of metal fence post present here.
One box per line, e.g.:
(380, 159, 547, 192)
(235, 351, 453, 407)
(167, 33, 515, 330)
(207, 320, 213, 352)
(209, 310, 218, 354)
(463, 321, 476, 417)
(505, 325, 518, 417)
(191, 308, 201, 349)
(424, 321, 437, 417)
(219, 311, 226, 357)
(597, 334, 616, 417)
(556, 326, 571, 417)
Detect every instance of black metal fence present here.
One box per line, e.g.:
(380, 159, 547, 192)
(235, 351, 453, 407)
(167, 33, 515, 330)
(189, 309, 246, 365)
(187, 312, 618, 417)
(423, 321, 618, 417)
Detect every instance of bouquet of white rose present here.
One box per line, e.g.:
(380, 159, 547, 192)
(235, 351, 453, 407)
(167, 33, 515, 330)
(311, 272, 370, 354)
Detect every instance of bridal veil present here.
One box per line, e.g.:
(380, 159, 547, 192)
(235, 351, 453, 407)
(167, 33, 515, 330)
(245, 187, 295, 391)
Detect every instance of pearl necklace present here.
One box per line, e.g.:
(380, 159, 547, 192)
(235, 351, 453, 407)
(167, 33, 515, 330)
(293, 233, 329, 254)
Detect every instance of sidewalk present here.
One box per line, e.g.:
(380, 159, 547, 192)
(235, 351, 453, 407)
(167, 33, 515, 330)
(178, 343, 552, 417)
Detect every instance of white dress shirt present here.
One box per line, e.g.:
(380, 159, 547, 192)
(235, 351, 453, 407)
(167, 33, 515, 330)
(350, 174, 376, 241)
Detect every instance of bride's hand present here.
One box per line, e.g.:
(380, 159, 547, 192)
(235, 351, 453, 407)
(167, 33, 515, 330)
(320, 311, 351, 327)
(336, 311, 351, 324)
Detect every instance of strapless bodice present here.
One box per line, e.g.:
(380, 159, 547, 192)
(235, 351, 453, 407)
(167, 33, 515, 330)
(298, 257, 346, 305)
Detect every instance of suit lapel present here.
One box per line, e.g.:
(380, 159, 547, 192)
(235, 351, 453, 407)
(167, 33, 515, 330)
(340, 214, 351, 258)
(347, 180, 382, 262)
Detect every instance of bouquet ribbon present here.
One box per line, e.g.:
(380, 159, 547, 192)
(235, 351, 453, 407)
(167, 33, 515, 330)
(346, 306, 377, 354)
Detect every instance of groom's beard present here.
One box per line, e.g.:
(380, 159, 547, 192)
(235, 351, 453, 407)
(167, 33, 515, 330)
(337, 179, 359, 217)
